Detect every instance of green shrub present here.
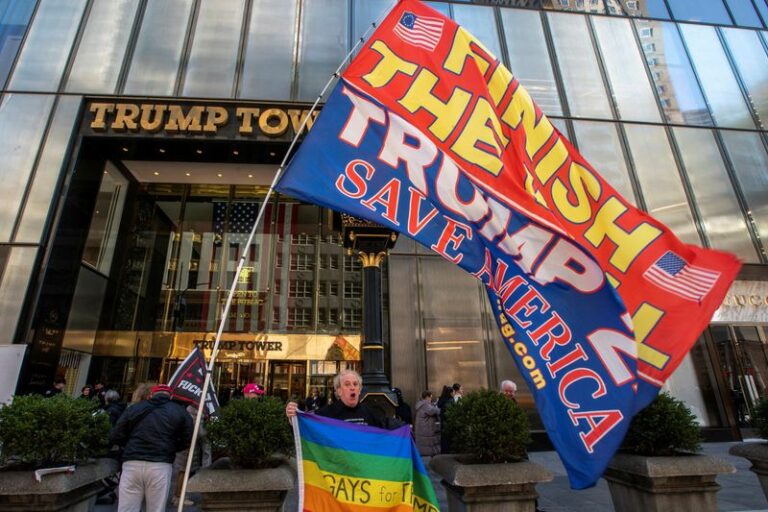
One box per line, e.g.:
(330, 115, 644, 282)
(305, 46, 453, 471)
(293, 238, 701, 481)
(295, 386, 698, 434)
(0, 394, 110, 469)
(752, 397, 768, 440)
(443, 389, 530, 463)
(205, 397, 293, 469)
(621, 391, 702, 456)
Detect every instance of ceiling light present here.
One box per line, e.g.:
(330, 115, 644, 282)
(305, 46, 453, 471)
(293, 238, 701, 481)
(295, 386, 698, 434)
(121, 147, 128, 152)
(217, 173, 223, 178)
(153, 171, 160, 176)
(248, 174, 253, 178)
(232, 150, 239, 155)
(185, 172, 191, 177)
(159, 148, 166, 153)
(196, 149, 203, 154)
(269, 151, 276, 157)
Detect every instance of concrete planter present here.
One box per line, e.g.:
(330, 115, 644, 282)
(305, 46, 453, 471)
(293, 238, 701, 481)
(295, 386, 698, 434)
(429, 454, 553, 512)
(187, 457, 294, 512)
(729, 442, 768, 501)
(0, 458, 118, 512)
(604, 453, 735, 512)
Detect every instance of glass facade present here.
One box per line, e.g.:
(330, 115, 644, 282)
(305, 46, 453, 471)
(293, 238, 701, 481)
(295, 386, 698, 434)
(0, 0, 766, 436)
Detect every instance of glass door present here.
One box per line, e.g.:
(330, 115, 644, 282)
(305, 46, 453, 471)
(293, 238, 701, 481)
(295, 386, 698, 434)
(269, 361, 307, 402)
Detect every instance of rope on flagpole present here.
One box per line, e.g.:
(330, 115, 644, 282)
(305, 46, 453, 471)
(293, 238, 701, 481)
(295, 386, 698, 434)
(176, 5, 393, 510)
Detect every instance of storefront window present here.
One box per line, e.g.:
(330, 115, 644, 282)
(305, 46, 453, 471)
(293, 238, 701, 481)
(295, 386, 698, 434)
(499, 9, 563, 116)
(721, 27, 768, 130)
(548, 12, 613, 119)
(679, 23, 755, 129)
(0, 93, 55, 242)
(672, 126, 759, 262)
(65, 0, 139, 94)
(123, 0, 193, 96)
(0, 0, 36, 88)
(182, 0, 244, 98)
(624, 123, 701, 245)
(572, 121, 637, 204)
(592, 16, 661, 122)
(635, 20, 713, 126)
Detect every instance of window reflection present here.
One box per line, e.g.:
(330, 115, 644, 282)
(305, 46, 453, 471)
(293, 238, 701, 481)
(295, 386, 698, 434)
(679, 23, 754, 129)
(572, 121, 637, 204)
(624, 124, 701, 244)
(65, 0, 138, 94)
(123, 0, 193, 96)
(667, 0, 732, 24)
(755, 2, 768, 26)
(9, 0, 86, 92)
(720, 131, 768, 260)
(82, 162, 128, 274)
(636, 20, 712, 126)
(616, 0, 670, 18)
(296, 0, 348, 101)
(592, 16, 660, 122)
(239, 0, 297, 100)
(452, 4, 502, 59)
(0, 94, 55, 242)
(182, 0, 244, 98)
(0, 246, 37, 342)
(548, 12, 612, 119)
(672, 127, 759, 262)
(352, 0, 395, 45)
(499, 9, 563, 116)
(724, 0, 762, 27)
(0, 0, 35, 88)
(16, 96, 81, 244)
(721, 28, 768, 130)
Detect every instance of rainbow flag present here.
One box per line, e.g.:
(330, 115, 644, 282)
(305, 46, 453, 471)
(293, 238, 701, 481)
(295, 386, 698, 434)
(292, 412, 439, 511)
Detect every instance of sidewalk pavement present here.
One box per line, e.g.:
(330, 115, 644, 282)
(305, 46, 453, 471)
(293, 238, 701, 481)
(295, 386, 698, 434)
(96, 441, 768, 512)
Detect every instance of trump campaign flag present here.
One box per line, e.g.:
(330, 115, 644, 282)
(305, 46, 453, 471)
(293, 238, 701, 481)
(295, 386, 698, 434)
(275, 0, 740, 488)
(168, 346, 220, 417)
(293, 412, 439, 511)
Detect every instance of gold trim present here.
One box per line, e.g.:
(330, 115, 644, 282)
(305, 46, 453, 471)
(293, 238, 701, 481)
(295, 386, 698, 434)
(362, 345, 384, 350)
(358, 251, 387, 267)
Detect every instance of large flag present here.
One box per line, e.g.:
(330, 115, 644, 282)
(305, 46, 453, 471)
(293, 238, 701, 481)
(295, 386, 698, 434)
(168, 346, 220, 417)
(275, 0, 740, 488)
(293, 412, 439, 511)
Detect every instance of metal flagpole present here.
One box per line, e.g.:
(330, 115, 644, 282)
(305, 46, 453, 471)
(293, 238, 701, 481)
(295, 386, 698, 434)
(176, 5, 394, 509)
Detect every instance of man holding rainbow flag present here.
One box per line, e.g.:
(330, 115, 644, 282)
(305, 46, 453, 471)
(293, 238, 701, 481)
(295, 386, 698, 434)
(277, 0, 741, 505)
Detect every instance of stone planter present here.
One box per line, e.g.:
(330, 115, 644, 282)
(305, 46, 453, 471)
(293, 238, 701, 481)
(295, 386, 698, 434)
(0, 458, 118, 512)
(604, 453, 735, 512)
(429, 454, 553, 512)
(729, 442, 768, 500)
(187, 457, 294, 512)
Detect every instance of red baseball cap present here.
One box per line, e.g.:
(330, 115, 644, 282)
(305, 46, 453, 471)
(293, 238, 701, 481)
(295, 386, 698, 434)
(151, 384, 173, 396)
(243, 383, 264, 396)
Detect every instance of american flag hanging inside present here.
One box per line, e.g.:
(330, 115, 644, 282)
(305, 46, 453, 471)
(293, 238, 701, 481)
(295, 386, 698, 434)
(643, 251, 720, 302)
(213, 201, 258, 246)
(393, 11, 444, 51)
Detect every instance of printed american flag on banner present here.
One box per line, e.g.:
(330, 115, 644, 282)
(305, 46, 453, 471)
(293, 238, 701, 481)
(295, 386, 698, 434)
(393, 11, 443, 51)
(643, 251, 721, 302)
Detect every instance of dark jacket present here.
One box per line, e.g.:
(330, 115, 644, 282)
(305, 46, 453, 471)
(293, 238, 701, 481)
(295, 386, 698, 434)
(105, 402, 126, 428)
(317, 400, 384, 428)
(109, 395, 193, 464)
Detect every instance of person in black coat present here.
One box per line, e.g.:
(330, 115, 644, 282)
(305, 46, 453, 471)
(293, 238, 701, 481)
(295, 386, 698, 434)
(103, 389, 126, 427)
(110, 384, 193, 512)
(392, 387, 413, 425)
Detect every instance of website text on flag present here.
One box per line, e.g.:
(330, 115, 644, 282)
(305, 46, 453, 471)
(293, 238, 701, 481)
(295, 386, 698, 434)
(276, 0, 740, 489)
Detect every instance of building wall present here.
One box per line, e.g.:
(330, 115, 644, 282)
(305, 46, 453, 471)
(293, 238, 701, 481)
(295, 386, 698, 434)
(0, 0, 767, 421)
